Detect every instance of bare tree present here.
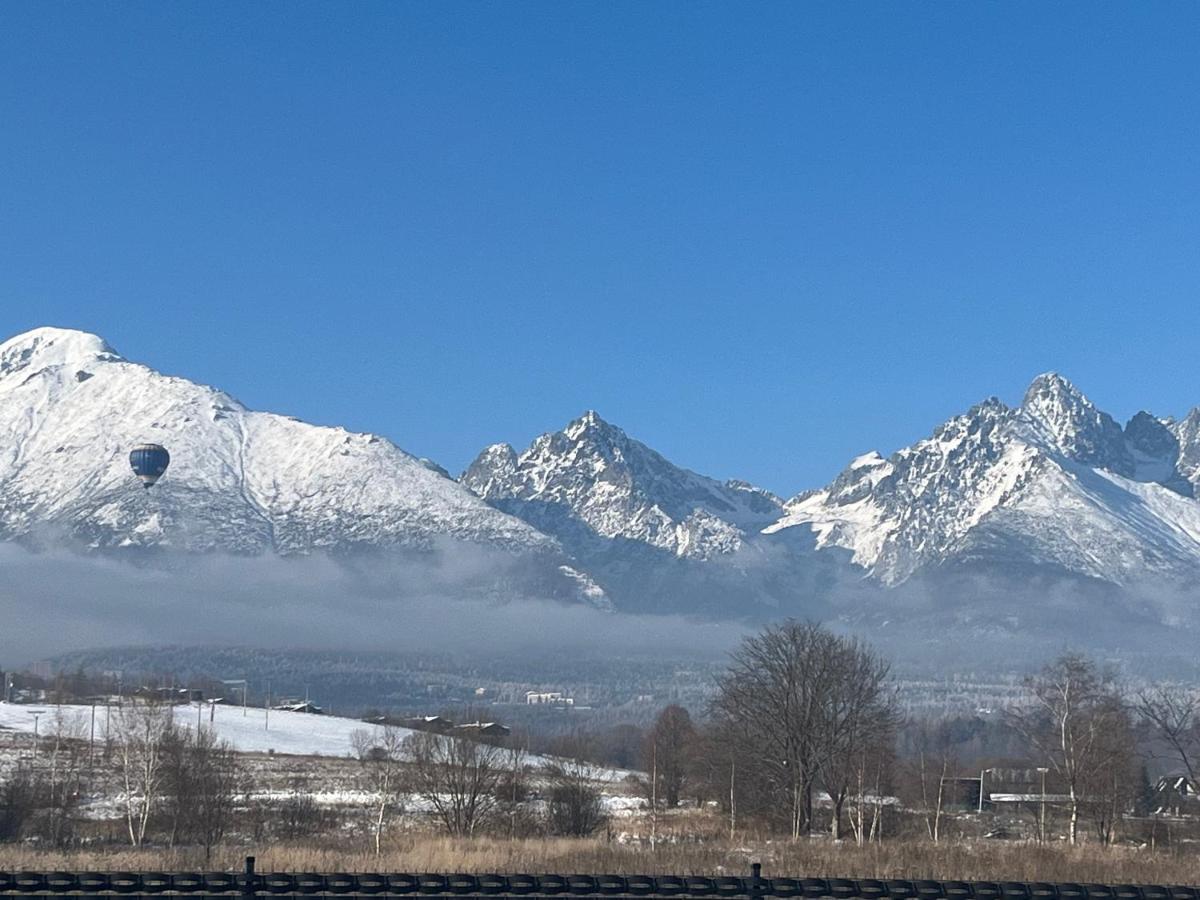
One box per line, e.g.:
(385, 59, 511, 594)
(37, 708, 88, 847)
(405, 730, 503, 837)
(711, 620, 895, 838)
(812, 640, 896, 840)
(351, 725, 409, 856)
(188, 728, 242, 860)
(643, 705, 695, 809)
(1083, 704, 1136, 847)
(1007, 653, 1132, 845)
(711, 621, 832, 837)
(903, 719, 957, 843)
(0, 762, 37, 842)
(496, 743, 535, 839)
(1136, 685, 1200, 782)
(274, 773, 334, 840)
(544, 737, 608, 837)
(846, 734, 894, 845)
(111, 698, 173, 847)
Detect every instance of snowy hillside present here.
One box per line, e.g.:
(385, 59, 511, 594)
(769, 373, 1200, 588)
(0, 328, 555, 557)
(0, 702, 638, 781)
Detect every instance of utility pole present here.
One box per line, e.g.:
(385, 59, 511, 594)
(1038, 767, 1049, 843)
(978, 767, 994, 815)
(265, 681, 270, 731)
(650, 742, 658, 849)
(89, 704, 96, 771)
(729, 756, 736, 841)
(222, 679, 248, 717)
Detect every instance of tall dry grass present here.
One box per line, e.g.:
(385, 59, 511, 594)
(0, 837, 1196, 884)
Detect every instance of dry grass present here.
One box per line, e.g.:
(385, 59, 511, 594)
(0, 836, 1196, 884)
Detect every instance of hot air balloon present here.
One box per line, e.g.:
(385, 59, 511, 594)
(129, 443, 170, 489)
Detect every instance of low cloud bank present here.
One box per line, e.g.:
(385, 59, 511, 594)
(0, 543, 746, 665)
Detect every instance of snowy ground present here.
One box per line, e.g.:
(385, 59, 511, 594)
(0, 700, 397, 757)
(0, 702, 640, 782)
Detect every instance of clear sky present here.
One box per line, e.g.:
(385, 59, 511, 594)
(3, 3, 1200, 497)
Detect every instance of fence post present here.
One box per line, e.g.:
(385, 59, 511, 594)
(750, 863, 764, 900)
(243, 856, 256, 898)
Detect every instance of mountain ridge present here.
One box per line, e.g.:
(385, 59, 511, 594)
(5, 327, 1200, 627)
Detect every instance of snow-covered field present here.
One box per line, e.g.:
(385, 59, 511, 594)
(0, 702, 640, 782)
(0, 700, 400, 757)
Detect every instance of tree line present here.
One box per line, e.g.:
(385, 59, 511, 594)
(3, 620, 1200, 851)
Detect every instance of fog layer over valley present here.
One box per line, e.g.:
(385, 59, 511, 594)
(4, 541, 1198, 712)
(3, 327, 1200, 684)
(0, 543, 745, 666)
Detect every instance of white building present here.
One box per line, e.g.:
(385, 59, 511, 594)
(525, 691, 574, 706)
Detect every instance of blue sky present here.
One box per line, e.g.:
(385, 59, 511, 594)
(3, 3, 1200, 496)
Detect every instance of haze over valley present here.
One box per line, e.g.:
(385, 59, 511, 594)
(1, 326, 1198, 683)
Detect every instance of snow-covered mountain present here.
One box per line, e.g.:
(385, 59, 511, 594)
(460, 412, 842, 615)
(6, 325, 1200, 629)
(769, 373, 1200, 589)
(462, 410, 783, 561)
(0, 328, 560, 563)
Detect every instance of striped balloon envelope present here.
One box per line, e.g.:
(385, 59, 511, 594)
(128, 443, 171, 488)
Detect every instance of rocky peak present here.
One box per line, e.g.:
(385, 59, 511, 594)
(1122, 412, 1191, 496)
(1020, 372, 1133, 475)
(1173, 409, 1200, 486)
(460, 443, 519, 496)
(462, 412, 781, 557)
(563, 409, 622, 443)
(1125, 411, 1178, 458)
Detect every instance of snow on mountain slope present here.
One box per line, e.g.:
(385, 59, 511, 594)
(461, 410, 783, 560)
(769, 373, 1200, 586)
(0, 328, 556, 557)
(8, 326, 1200, 619)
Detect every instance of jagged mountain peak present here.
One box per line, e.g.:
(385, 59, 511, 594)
(1017, 369, 1094, 420)
(563, 409, 620, 441)
(1018, 371, 1132, 474)
(462, 412, 782, 561)
(773, 371, 1200, 586)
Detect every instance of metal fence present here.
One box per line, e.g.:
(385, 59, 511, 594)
(0, 862, 1197, 900)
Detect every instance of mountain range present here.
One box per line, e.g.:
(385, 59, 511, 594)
(4, 326, 1200, 635)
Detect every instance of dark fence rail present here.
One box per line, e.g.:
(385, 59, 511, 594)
(0, 863, 1197, 900)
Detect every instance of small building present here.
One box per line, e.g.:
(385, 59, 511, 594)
(137, 687, 203, 704)
(402, 715, 453, 732)
(454, 721, 511, 738)
(274, 700, 324, 715)
(526, 691, 573, 706)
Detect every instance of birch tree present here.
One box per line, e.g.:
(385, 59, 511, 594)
(1007, 653, 1131, 845)
(351, 725, 409, 856)
(112, 699, 173, 847)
